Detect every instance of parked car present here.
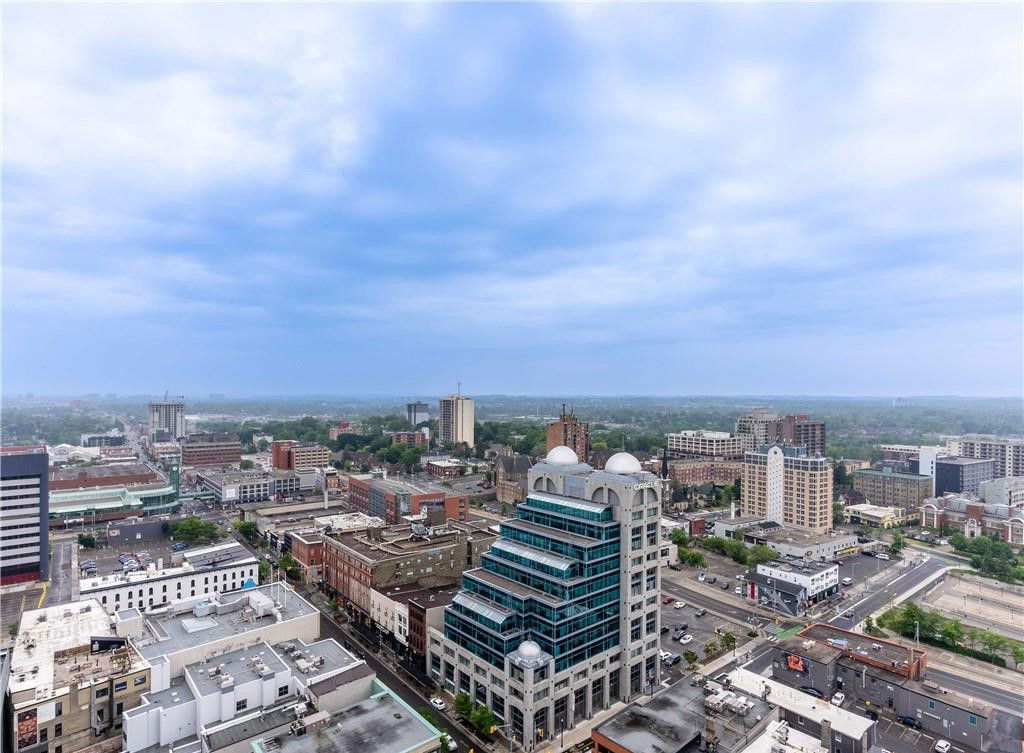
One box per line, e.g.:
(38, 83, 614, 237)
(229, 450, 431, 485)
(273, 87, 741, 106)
(830, 692, 845, 706)
(677, 623, 689, 632)
(706, 575, 717, 584)
(876, 553, 890, 561)
(172, 542, 188, 551)
(669, 564, 682, 571)
(799, 686, 824, 699)
(720, 582, 730, 590)
(661, 596, 674, 605)
(841, 577, 854, 586)
(863, 709, 878, 720)
(897, 716, 922, 730)
(934, 741, 951, 753)
(695, 608, 707, 617)
(679, 634, 694, 645)
(673, 601, 686, 609)
(664, 653, 681, 666)
(659, 649, 673, 661)
(672, 628, 686, 640)
(430, 697, 447, 711)
(660, 626, 669, 634)
(442, 735, 457, 751)
(734, 586, 742, 595)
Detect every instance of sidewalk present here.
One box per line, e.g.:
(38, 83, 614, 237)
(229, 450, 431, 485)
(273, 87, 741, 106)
(887, 634, 1024, 693)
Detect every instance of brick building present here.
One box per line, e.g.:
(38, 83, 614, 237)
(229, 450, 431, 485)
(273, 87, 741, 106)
(919, 494, 1024, 544)
(180, 432, 242, 467)
(271, 440, 331, 470)
(391, 431, 428, 447)
(662, 458, 743, 486)
(852, 467, 932, 513)
(321, 519, 496, 621)
(546, 405, 589, 459)
(346, 475, 469, 524)
(494, 453, 533, 505)
(49, 462, 159, 491)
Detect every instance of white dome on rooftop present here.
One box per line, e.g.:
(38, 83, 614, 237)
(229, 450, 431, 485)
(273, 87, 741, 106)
(518, 640, 542, 658)
(545, 446, 579, 465)
(604, 452, 643, 475)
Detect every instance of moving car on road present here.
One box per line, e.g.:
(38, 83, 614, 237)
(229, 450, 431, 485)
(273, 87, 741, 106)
(430, 697, 447, 712)
(830, 692, 845, 706)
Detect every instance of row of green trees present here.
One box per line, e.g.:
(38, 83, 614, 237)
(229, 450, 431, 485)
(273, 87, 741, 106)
(452, 692, 498, 735)
(879, 602, 1024, 667)
(698, 536, 776, 567)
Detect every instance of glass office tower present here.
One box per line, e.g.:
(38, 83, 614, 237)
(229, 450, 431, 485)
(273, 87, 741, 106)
(428, 446, 663, 749)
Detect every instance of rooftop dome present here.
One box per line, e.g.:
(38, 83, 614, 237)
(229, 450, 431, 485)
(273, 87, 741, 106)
(604, 452, 643, 475)
(545, 446, 579, 465)
(518, 640, 542, 658)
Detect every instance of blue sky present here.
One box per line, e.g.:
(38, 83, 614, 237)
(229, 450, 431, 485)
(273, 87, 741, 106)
(3, 3, 1021, 397)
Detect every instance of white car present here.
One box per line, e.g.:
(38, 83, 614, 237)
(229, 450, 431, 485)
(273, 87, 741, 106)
(934, 742, 951, 753)
(659, 649, 672, 661)
(442, 734, 458, 751)
(698, 573, 705, 582)
(679, 634, 694, 644)
(673, 601, 686, 609)
(430, 697, 447, 711)
(830, 692, 845, 706)
(734, 586, 742, 595)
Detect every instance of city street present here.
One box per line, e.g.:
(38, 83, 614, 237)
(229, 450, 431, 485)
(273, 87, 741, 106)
(47, 538, 73, 605)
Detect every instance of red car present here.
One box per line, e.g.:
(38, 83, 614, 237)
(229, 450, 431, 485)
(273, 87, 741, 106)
(661, 596, 673, 604)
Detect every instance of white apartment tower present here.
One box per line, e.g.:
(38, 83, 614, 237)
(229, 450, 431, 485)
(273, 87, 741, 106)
(148, 400, 186, 441)
(439, 394, 475, 448)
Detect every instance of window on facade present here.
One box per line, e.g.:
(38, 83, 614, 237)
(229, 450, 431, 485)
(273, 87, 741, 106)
(39, 730, 48, 743)
(645, 611, 657, 635)
(236, 700, 248, 712)
(630, 617, 642, 641)
(928, 700, 936, 710)
(54, 724, 62, 738)
(134, 677, 146, 686)
(96, 688, 109, 699)
(279, 686, 289, 697)
(116, 703, 123, 717)
(114, 681, 127, 692)
(969, 715, 977, 726)
(631, 526, 642, 550)
(55, 702, 62, 717)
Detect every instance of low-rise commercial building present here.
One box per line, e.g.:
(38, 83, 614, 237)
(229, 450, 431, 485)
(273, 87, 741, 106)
(48, 462, 159, 491)
(197, 470, 304, 504)
(181, 433, 243, 467)
(713, 518, 859, 562)
(919, 495, 1024, 544)
(391, 431, 428, 447)
(48, 480, 178, 526)
(80, 430, 127, 447)
(742, 560, 839, 616)
(842, 503, 915, 529)
(80, 541, 260, 614)
(424, 457, 481, 478)
(766, 624, 990, 751)
(852, 467, 932, 514)
(322, 518, 496, 621)
(6, 600, 152, 753)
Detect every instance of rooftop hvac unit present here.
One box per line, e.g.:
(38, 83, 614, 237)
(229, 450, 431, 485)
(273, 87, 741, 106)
(771, 745, 789, 753)
(773, 722, 790, 742)
(291, 703, 307, 718)
(258, 665, 273, 677)
(219, 674, 234, 689)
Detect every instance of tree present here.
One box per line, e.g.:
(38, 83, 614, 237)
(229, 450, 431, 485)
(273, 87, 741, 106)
(328, 597, 339, 615)
(470, 704, 497, 735)
(980, 632, 1008, 662)
(833, 463, 851, 488)
(453, 692, 473, 718)
(239, 459, 255, 470)
(683, 649, 699, 668)
(890, 532, 905, 553)
(234, 520, 259, 543)
(940, 619, 964, 647)
(670, 529, 689, 547)
(258, 560, 271, 584)
(704, 640, 719, 658)
(78, 533, 96, 548)
(1012, 645, 1024, 669)
(172, 516, 221, 544)
(964, 627, 982, 651)
(747, 545, 777, 566)
(833, 502, 846, 526)
(720, 632, 737, 654)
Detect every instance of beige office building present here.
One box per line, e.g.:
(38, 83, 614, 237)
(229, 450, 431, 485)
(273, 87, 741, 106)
(438, 394, 475, 448)
(741, 445, 833, 534)
(666, 430, 745, 460)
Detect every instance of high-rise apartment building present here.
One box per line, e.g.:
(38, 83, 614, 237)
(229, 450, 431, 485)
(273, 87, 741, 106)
(439, 394, 475, 448)
(665, 430, 745, 460)
(428, 447, 664, 747)
(0, 445, 49, 584)
(147, 400, 186, 441)
(947, 435, 1024, 478)
(407, 401, 430, 427)
(546, 405, 589, 459)
(734, 411, 826, 457)
(781, 415, 826, 457)
(740, 445, 832, 534)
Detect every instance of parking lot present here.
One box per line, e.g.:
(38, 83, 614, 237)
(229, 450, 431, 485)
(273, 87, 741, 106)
(80, 537, 185, 576)
(920, 572, 1024, 642)
(658, 594, 752, 683)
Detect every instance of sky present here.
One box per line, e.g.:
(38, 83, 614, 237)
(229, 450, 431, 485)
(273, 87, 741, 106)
(2, 3, 1021, 397)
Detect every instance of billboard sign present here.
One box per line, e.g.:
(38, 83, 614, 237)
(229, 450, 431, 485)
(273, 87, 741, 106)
(17, 709, 37, 748)
(784, 653, 809, 676)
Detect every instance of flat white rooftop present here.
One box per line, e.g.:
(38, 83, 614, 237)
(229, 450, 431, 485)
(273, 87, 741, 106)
(728, 668, 873, 740)
(81, 541, 257, 593)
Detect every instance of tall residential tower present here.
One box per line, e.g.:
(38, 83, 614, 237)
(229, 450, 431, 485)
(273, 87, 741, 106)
(147, 400, 186, 441)
(428, 447, 663, 748)
(546, 405, 589, 460)
(0, 445, 49, 584)
(439, 394, 475, 448)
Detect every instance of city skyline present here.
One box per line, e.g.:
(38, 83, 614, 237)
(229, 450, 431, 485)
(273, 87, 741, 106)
(3, 3, 1021, 397)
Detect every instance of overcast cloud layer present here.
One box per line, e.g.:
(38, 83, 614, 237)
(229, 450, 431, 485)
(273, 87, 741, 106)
(3, 3, 1021, 396)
